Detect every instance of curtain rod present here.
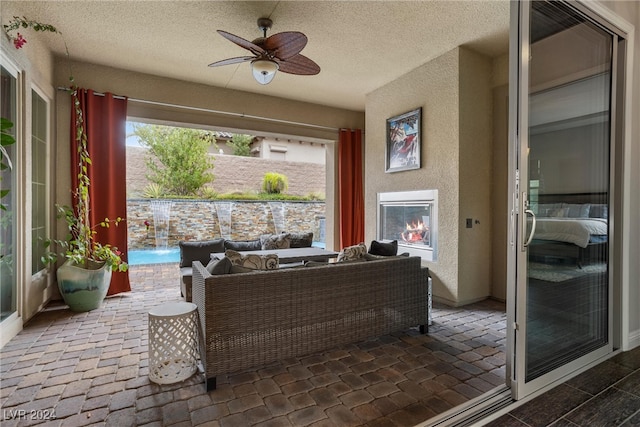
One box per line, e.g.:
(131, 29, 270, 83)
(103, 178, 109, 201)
(57, 86, 342, 132)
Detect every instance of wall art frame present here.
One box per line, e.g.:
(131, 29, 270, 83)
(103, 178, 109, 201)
(385, 107, 422, 173)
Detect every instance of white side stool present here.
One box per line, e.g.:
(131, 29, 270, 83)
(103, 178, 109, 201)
(148, 302, 199, 384)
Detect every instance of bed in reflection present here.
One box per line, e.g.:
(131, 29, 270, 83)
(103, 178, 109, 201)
(529, 193, 608, 267)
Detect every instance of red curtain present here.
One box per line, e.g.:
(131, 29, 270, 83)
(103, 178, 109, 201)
(70, 89, 130, 295)
(338, 129, 364, 248)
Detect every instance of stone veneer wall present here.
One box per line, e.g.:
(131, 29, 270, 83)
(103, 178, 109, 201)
(127, 199, 325, 249)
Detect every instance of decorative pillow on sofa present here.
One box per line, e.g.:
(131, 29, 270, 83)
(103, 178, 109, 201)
(368, 240, 398, 256)
(337, 243, 367, 262)
(179, 239, 226, 267)
(225, 250, 279, 270)
(260, 233, 291, 250)
(205, 256, 232, 275)
(288, 232, 314, 248)
(224, 239, 262, 251)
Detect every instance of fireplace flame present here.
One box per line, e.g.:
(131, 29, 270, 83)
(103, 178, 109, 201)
(405, 220, 427, 231)
(402, 220, 430, 244)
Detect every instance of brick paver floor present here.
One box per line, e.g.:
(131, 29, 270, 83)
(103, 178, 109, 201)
(0, 263, 506, 426)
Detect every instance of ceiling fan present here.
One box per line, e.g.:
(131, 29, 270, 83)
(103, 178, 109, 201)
(208, 18, 321, 85)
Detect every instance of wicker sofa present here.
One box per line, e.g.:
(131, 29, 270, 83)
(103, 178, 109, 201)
(192, 255, 430, 390)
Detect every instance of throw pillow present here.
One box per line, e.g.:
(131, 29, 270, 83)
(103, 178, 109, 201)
(564, 203, 591, 218)
(590, 204, 609, 219)
(337, 243, 367, 262)
(179, 239, 225, 267)
(205, 256, 232, 275)
(260, 233, 291, 250)
(288, 232, 314, 248)
(224, 239, 262, 251)
(225, 249, 279, 270)
(369, 240, 398, 256)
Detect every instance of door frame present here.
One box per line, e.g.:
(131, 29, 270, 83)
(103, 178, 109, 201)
(506, 0, 635, 401)
(0, 52, 24, 348)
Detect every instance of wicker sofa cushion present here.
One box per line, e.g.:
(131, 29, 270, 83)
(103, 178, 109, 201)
(260, 233, 291, 250)
(337, 243, 367, 262)
(225, 250, 279, 270)
(288, 232, 314, 248)
(369, 240, 398, 256)
(224, 239, 262, 251)
(179, 239, 226, 267)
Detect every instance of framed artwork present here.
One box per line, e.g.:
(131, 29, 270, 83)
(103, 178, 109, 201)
(385, 108, 421, 173)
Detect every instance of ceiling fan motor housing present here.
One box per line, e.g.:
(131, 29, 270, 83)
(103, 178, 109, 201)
(257, 18, 273, 36)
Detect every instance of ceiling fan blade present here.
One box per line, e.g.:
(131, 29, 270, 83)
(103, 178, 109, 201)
(263, 31, 308, 60)
(217, 30, 265, 55)
(277, 54, 320, 75)
(208, 56, 255, 67)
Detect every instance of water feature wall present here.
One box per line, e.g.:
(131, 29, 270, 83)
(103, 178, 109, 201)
(150, 200, 173, 250)
(128, 199, 325, 249)
(214, 202, 234, 239)
(268, 202, 287, 234)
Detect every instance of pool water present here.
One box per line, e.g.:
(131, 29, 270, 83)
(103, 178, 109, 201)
(128, 248, 180, 265)
(128, 242, 326, 265)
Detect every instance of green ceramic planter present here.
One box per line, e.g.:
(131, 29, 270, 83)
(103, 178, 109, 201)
(57, 260, 112, 312)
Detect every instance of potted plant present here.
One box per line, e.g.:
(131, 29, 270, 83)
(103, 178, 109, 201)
(4, 17, 128, 311)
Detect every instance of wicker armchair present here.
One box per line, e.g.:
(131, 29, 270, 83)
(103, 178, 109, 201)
(192, 256, 430, 390)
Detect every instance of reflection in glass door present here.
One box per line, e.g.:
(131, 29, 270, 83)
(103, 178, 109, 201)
(1, 65, 18, 326)
(511, 0, 618, 398)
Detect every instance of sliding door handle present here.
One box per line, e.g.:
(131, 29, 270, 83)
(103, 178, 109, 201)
(523, 209, 536, 248)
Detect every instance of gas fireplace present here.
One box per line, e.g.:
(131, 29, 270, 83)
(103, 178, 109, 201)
(377, 190, 438, 262)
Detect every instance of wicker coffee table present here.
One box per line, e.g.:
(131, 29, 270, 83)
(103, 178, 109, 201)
(148, 302, 199, 384)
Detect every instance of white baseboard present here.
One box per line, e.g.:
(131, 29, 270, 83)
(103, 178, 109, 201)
(627, 329, 640, 350)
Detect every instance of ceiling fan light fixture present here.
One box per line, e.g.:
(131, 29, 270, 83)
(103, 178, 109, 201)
(251, 59, 279, 85)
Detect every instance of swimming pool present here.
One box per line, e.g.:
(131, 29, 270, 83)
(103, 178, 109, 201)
(128, 248, 180, 265)
(128, 242, 326, 265)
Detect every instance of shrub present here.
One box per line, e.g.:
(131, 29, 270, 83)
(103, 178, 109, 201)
(227, 134, 253, 157)
(199, 186, 218, 199)
(305, 191, 325, 201)
(133, 124, 214, 196)
(142, 183, 166, 198)
(262, 172, 288, 194)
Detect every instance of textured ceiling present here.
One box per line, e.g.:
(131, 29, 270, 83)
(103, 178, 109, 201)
(2, 1, 510, 111)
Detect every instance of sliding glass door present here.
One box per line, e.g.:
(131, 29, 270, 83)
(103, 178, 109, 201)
(509, 0, 623, 399)
(1, 65, 18, 324)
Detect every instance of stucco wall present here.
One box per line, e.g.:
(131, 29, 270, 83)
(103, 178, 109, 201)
(366, 47, 493, 306)
(256, 137, 327, 164)
(457, 49, 493, 304)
